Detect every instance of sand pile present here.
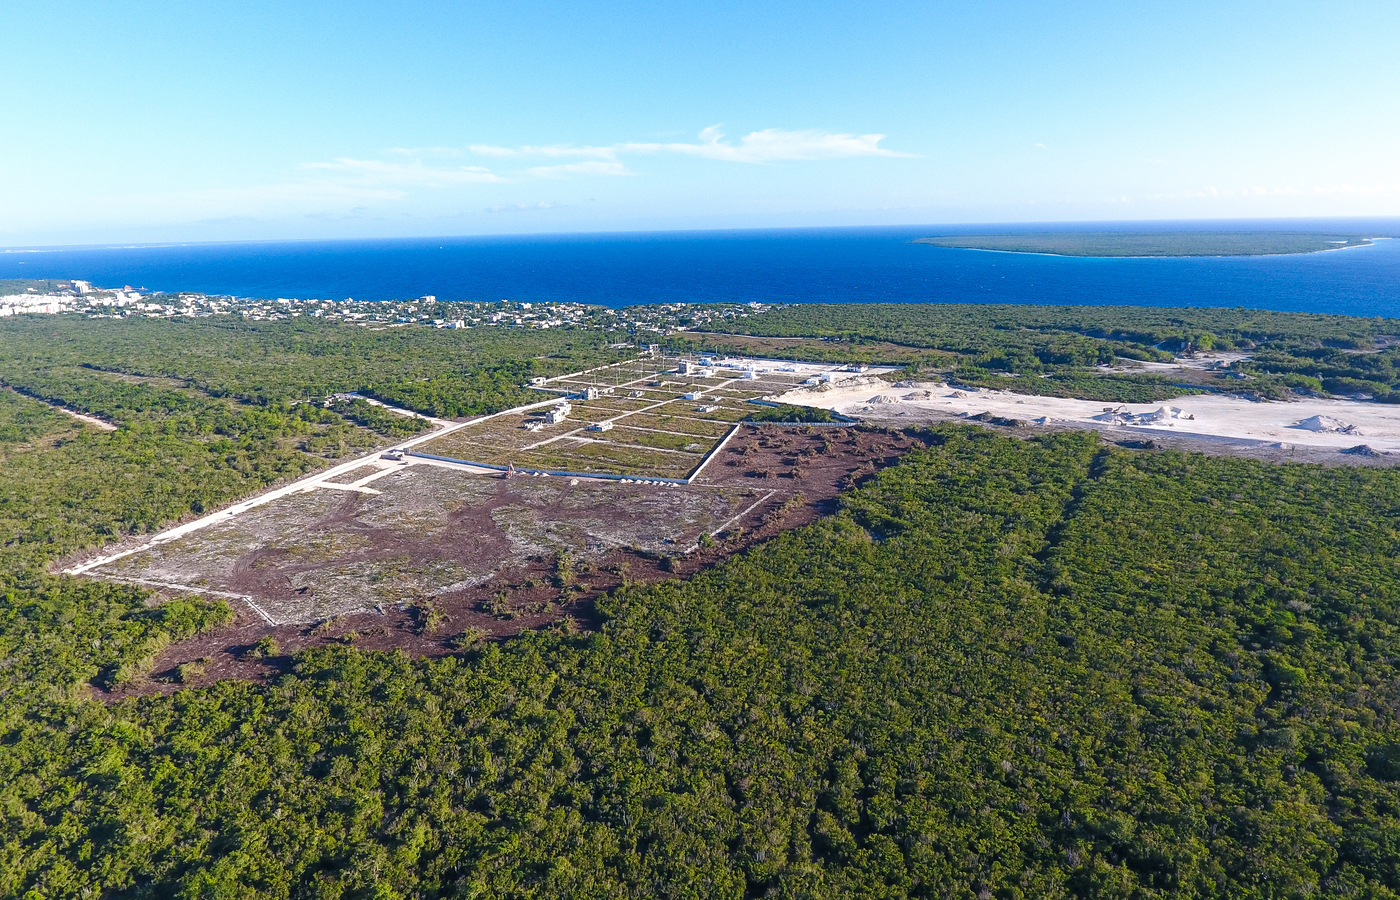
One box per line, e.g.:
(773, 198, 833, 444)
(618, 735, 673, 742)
(775, 374, 1400, 457)
(1092, 407, 1136, 425)
(1092, 406, 1194, 426)
(1294, 415, 1360, 435)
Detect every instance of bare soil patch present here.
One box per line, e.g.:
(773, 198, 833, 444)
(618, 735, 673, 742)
(97, 424, 933, 699)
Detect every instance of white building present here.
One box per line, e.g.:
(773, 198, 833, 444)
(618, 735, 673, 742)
(544, 401, 572, 425)
(587, 420, 614, 432)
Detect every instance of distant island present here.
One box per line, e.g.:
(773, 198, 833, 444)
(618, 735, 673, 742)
(915, 230, 1374, 257)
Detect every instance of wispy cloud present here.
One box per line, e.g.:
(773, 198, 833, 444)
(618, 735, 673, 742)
(526, 160, 632, 179)
(472, 126, 912, 165)
(384, 146, 463, 157)
(302, 158, 504, 186)
(470, 144, 618, 160)
(486, 201, 567, 213)
(625, 126, 912, 162)
(294, 126, 910, 194)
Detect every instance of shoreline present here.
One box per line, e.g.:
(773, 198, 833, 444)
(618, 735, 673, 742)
(914, 239, 1379, 260)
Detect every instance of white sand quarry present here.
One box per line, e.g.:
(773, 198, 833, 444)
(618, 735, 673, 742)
(776, 379, 1400, 454)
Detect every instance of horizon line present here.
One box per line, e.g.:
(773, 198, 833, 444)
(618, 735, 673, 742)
(5, 215, 1400, 253)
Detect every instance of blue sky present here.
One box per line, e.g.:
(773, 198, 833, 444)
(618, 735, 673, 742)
(2, 0, 1396, 245)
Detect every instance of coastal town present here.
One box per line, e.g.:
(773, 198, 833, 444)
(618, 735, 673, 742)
(0, 279, 769, 335)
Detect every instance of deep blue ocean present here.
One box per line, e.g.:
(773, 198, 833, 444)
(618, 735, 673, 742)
(4, 222, 1399, 316)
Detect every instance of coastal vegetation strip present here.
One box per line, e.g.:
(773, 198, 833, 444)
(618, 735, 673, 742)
(691, 303, 1400, 403)
(915, 230, 1376, 257)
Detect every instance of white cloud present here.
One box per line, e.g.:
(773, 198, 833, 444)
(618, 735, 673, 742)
(621, 126, 910, 162)
(184, 182, 406, 204)
(526, 160, 632, 179)
(302, 158, 504, 187)
(384, 146, 463, 157)
(290, 126, 908, 194)
(470, 144, 619, 160)
(471, 126, 912, 165)
(486, 201, 566, 213)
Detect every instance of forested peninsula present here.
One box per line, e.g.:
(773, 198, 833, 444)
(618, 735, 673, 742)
(916, 231, 1376, 257)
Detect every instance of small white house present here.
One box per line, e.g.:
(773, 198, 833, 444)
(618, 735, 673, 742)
(544, 401, 572, 425)
(587, 420, 614, 432)
(684, 391, 704, 401)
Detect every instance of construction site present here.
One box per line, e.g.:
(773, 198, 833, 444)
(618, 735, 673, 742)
(411, 352, 891, 481)
(67, 354, 915, 691)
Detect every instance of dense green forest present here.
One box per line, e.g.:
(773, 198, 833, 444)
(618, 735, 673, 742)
(0, 315, 626, 418)
(6, 311, 1400, 896)
(692, 303, 1400, 402)
(0, 279, 72, 296)
(914, 232, 1376, 257)
(8, 422, 1400, 895)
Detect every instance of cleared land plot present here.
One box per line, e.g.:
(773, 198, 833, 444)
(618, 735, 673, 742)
(673, 403, 753, 423)
(620, 412, 736, 438)
(92, 466, 763, 625)
(414, 371, 778, 478)
(324, 465, 385, 485)
(93, 423, 931, 695)
(410, 357, 897, 480)
(88, 423, 936, 696)
(608, 424, 724, 452)
(514, 442, 702, 479)
(561, 397, 661, 415)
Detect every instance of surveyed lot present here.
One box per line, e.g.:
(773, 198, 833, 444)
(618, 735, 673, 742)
(78, 356, 896, 629)
(414, 355, 889, 479)
(93, 464, 767, 625)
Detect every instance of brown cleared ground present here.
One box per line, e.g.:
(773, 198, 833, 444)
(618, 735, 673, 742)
(96, 424, 934, 699)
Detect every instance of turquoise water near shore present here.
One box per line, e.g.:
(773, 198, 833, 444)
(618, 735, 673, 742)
(3, 223, 1398, 315)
